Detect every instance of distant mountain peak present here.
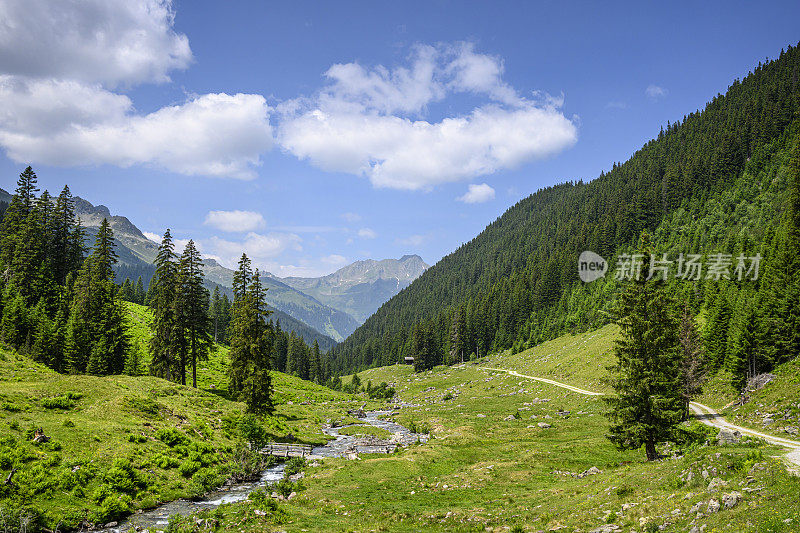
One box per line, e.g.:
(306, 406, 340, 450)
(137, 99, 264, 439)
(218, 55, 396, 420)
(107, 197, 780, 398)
(280, 255, 429, 324)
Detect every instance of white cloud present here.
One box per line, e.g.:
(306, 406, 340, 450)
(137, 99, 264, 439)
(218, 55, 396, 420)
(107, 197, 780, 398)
(358, 227, 377, 239)
(645, 85, 668, 100)
(143, 231, 162, 243)
(341, 212, 362, 223)
(397, 234, 428, 246)
(278, 43, 577, 190)
(0, 0, 192, 87)
(205, 232, 302, 264)
(0, 2, 273, 179)
(457, 183, 495, 204)
(321, 254, 347, 266)
(204, 210, 266, 232)
(0, 84, 273, 179)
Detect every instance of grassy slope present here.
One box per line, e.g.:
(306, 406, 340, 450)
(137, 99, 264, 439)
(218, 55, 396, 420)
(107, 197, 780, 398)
(0, 303, 375, 530)
(187, 326, 800, 533)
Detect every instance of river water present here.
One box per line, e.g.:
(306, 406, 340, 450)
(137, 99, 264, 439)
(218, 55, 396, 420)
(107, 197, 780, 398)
(102, 410, 426, 532)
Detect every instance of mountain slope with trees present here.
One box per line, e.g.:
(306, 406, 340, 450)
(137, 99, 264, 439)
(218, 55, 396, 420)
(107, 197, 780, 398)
(329, 42, 800, 389)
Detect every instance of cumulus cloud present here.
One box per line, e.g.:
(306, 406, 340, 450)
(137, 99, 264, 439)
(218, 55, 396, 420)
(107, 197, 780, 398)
(457, 183, 495, 204)
(278, 43, 577, 190)
(358, 227, 377, 239)
(645, 85, 668, 100)
(321, 254, 347, 266)
(0, 85, 273, 178)
(397, 234, 429, 246)
(0, 0, 192, 87)
(204, 210, 266, 232)
(143, 231, 162, 243)
(341, 212, 362, 223)
(0, 1, 273, 178)
(205, 232, 302, 265)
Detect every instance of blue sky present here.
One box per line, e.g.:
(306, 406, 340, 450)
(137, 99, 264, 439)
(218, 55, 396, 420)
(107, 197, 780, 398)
(1, 1, 799, 277)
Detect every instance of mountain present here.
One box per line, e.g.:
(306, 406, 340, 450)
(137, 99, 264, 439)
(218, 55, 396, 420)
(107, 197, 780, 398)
(278, 255, 429, 323)
(72, 196, 339, 351)
(200, 258, 361, 342)
(329, 42, 800, 375)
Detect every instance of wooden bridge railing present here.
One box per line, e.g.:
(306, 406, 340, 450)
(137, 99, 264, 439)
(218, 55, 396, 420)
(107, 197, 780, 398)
(260, 443, 313, 458)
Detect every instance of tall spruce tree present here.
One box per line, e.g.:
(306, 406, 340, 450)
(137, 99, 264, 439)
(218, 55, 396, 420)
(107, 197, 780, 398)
(176, 240, 211, 388)
(68, 218, 127, 375)
(149, 230, 179, 380)
(604, 234, 684, 461)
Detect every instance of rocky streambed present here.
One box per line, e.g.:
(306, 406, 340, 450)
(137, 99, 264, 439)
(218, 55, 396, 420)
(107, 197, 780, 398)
(101, 410, 426, 532)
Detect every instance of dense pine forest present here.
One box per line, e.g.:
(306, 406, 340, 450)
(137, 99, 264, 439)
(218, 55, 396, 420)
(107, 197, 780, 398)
(329, 43, 800, 392)
(0, 175, 331, 411)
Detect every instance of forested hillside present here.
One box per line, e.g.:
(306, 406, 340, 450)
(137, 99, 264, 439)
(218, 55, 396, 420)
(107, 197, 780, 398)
(330, 43, 800, 386)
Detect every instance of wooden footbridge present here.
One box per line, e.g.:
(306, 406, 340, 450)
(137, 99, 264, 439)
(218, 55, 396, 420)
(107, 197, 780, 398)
(260, 443, 313, 458)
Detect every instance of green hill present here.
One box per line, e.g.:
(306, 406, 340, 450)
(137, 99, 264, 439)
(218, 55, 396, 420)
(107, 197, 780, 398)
(0, 322, 368, 530)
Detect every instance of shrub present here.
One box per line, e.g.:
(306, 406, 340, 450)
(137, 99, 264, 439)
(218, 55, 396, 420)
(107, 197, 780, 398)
(1, 402, 21, 412)
(40, 396, 73, 409)
(156, 428, 190, 447)
(284, 457, 306, 477)
(62, 419, 75, 427)
(238, 414, 268, 449)
(178, 460, 201, 477)
(127, 434, 148, 444)
(273, 478, 296, 498)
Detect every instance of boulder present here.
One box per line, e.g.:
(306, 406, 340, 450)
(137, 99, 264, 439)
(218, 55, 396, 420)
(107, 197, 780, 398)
(504, 414, 516, 421)
(722, 491, 742, 509)
(717, 428, 741, 445)
(537, 422, 552, 429)
(589, 525, 620, 533)
(706, 499, 720, 513)
(707, 477, 727, 492)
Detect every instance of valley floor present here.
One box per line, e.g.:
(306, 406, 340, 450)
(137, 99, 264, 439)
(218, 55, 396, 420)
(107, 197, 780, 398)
(169, 324, 800, 532)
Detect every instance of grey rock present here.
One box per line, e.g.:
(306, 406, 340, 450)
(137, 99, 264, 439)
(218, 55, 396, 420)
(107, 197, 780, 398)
(706, 499, 720, 513)
(717, 428, 741, 445)
(722, 491, 742, 509)
(537, 422, 552, 429)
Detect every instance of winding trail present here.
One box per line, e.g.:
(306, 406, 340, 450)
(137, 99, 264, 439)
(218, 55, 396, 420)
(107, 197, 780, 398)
(481, 366, 800, 471)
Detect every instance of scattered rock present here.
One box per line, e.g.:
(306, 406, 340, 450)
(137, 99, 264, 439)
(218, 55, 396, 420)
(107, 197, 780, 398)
(104, 522, 118, 528)
(32, 428, 50, 444)
(537, 422, 552, 429)
(707, 477, 727, 492)
(589, 525, 620, 533)
(784, 426, 798, 436)
(706, 499, 720, 513)
(717, 428, 741, 445)
(288, 472, 305, 482)
(504, 414, 516, 421)
(722, 491, 742, 509)
(287, 491, 297, 501)
(476, 414, 486, 418)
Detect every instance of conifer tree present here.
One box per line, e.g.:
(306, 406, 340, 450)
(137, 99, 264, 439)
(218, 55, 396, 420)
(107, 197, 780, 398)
(68, 218, 127, 375)
(149, 230, 179, 380)
(176, 240, 211, 388)
(604, 234, 684, 461)
(678, 304, 705, 418)
(134, 276, 146, 304)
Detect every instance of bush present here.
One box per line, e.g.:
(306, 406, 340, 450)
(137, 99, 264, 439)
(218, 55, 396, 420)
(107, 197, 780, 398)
(156, 427, 190, 447)
(284, 457, 306, 477)
(40, 396, 73, 409)
(238, 414, 268, 449)
(178, 460, 201, 477)
(127, 434, 148, 444)
(1, 402, 21, 412)
(273, 478, 296, 498)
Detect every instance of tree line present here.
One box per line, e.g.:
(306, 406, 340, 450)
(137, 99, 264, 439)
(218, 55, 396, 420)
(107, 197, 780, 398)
(0, 168, 330, 413)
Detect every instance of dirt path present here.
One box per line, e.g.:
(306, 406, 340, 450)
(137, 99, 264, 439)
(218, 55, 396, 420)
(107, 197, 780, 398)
(481, 366, 800, 471)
